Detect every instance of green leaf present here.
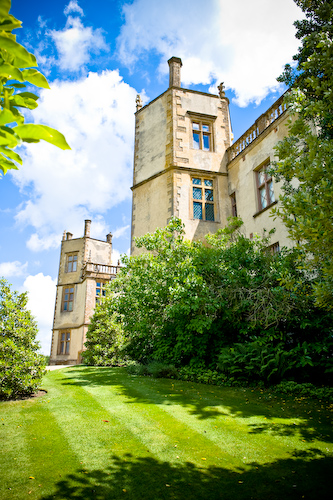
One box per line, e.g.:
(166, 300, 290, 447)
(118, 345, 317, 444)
(0, 155, 19, 174)
(0, 34, 37, 68)
(6, 82, 26, 88)
(14, 124, 71, 150)
(0, 108, 16, 125)
(9, 106, 24, 125)
(10, 93, 38, 110)
(0, 62, 24, 81)
(22, 69, 50, 89)
(0, 145, 22, 164)
(0, 16, 22, 33)
(0, 125, 20, 148)
(0, 0, 11, 20)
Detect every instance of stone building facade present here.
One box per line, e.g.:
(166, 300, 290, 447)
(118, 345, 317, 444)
(49, 220, 120, 365)
(50, 57, 292, 365)
(131, 57, 291, 254)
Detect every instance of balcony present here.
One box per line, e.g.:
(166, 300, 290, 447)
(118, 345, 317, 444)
(227, 94, 288, 162)
(81, 262, 121, 279)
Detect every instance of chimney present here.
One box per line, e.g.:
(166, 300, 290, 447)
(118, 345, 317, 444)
(66, 232, 73, 240)
(168, 57, 182, 88)
(84, 219, 91, 238)
(106, 233, 113, 244)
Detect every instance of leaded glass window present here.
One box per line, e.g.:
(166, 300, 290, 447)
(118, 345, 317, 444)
(192, 178, 215, 221)
(257, 163, 275, 211)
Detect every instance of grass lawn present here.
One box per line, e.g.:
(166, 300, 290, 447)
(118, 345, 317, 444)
(1, 366, 333, 500)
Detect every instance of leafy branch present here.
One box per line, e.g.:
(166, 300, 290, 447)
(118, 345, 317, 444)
(0, 0, 70, 177)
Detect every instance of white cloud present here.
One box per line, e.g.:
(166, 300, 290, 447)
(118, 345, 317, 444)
(12, 70, 136, 250)
(27, 233, 61, 252)
(23, 273, 57, 355)
(50, 16, 108, 72)
(113, 224, 130, 239)
(64, 0, 84, 17)
(0, 261, 28, 277)
(117, 0, 303, 106)
(111, 248, 121, 265)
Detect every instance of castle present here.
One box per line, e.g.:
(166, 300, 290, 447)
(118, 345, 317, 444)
(50, 57, 291, 365)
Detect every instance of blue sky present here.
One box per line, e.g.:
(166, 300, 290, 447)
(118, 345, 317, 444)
(0, 0, 303, 354)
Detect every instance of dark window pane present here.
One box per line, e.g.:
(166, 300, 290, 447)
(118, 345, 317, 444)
(65, 342, 70, 354)
(205, 189, 213, 201)
(205, 203, 215, 221)
(204, 179, 213, 186)
(193, 187, 202, 200)
(192, 178, 201, 185)
(193, 202, 203, 219)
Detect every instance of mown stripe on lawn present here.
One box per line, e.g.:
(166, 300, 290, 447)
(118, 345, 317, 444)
(58, 368, 278, 469)
(43, 369, 160, 470)
(1, 393, 81, 500)
(47, 368, 240, 470)
(64, 368, 323, 466)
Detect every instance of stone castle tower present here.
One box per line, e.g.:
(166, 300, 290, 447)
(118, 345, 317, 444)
(131, 56, 291, 254)
(131, 57, 232, 252)
(49, 220, 120, 365)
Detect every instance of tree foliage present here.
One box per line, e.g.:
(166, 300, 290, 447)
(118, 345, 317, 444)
(0, 0, 70, 177)
(85, 218, 333, 383)
(82, 290, 126, 366)
(0, 278, 45, 399)
(271, 0, 333, 309)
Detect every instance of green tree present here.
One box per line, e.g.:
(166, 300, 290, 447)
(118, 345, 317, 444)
(90, 218, 331, 377)
(83, 289, 126, 366)
(0, 278, 45, 399)
(271, 0, 333, 309)
(0, 0, 70, 176)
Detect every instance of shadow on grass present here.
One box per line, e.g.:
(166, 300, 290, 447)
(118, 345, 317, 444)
(40, 449, 332, 500)
(57, 367, 333, 443)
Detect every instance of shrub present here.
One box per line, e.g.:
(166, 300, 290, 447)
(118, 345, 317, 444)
(0, 279, 45, 399)
(272, 381, 333, 402)
(83, 299, 127, 366)
(146, 361, 178, 379)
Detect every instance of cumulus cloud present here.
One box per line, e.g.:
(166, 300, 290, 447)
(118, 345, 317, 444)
(23, 273, 57, 355)
(117, 0, 303, 106)
(50, 15, 108, 72)
(113, 224, 130, 239)
(12, 70, 136, 250)
(64, 0, 84, 17)
(0, 261, 28, 277)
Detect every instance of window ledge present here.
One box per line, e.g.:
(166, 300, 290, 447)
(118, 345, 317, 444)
(253, 200, 277, 218)
(191, 219, 220, 223)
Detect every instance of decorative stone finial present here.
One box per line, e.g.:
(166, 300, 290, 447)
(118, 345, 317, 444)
(218, 82, 226, 99)
(136, 94, 142, 111)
